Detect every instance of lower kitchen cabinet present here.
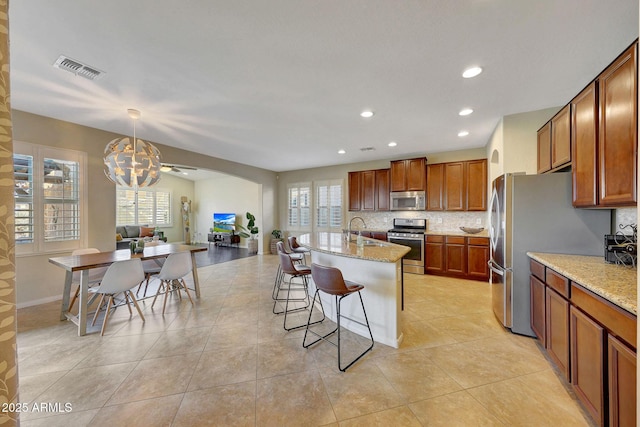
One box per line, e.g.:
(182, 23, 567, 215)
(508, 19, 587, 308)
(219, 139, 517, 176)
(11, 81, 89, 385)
(547, 287, 570, 380)
(570, 305, 605, 426)
(608, 335, 637, 427)
(529, 257, 637, 427)
(425, 235, 489, 281)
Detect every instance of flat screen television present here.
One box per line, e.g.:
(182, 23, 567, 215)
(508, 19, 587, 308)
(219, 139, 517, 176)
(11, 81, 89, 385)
(213, 213, 236, 233)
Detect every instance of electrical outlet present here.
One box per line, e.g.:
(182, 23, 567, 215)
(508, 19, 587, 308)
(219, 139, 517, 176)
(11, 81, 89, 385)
(437, 217, 443, 224)
(383, 217, 388, 223)
(476, 218, 482, 225)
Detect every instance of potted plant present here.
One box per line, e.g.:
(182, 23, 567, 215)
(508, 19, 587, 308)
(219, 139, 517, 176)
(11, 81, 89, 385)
(237, 212, 259, 254)
(270, 229, 283, 254)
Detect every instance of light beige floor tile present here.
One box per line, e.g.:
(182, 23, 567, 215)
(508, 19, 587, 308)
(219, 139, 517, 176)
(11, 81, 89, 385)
(398, 319, 457, 350)
(204, 322, 258, 352)
(143, 326, 210, 359)
(75, 332, 162, 368)
(106, 352, 200, 405)
(319, 360, 404, 420)
(256, 370, 336, 426)
(19, 409, 99, 427)
(17, 371, 67, 405)
(256, 336, 317, 379)
(423, 335, 549, 388)
(425, 312, 505, 343)
(339, 406, 422, 427)
(188, 345, 257, 390)
(409, 390, 504, 426)
(26, 362, 137, 418)
(173, 381, 256, 427)
(374, 349, 462, 402)
(467, 369, 592, 426)
(17, 339, 102, 376)
(90, 394, 182, 427)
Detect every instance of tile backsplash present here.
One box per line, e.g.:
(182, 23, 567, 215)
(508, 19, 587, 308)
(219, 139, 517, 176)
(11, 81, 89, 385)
(614, 207, 637, 235)
(347, 211, 488, 232)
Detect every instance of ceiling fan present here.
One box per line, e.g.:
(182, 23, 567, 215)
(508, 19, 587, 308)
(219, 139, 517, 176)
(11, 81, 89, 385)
(160, 163, 197, 173)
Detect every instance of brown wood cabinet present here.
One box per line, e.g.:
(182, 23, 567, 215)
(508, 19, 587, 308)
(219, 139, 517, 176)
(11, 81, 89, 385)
(598, 43, 637, 207)
(375, 169, 390, 211)
(390, 158, 427, 192)
(425, 234, 444, 273)
(445, 235, 466, 275)
(546, 287, 570, 380)
(529, 256, 637, 427)
(426, 163, 444, 210)
(466, 237, 489, 280)
(349, 168, 391, 211)
(530, 274, 546, 343)
(537, 121, 552, 174)
(608, 334, 637, 427)
(552, 105, 571, 169)
(425, 235, 488, 281)
(571, 305, 606, 426)
(571, 82, 599, 207)
(348, 171, 362, 211)
(427, 159, 487, 211)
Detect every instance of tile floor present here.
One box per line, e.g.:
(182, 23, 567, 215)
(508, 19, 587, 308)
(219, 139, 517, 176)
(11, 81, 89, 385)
(16, 255, 595, 426)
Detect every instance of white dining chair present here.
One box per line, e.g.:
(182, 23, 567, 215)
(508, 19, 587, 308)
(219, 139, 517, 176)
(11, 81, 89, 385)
(137, 258, 165, 298)
(68, 248, 108, 313)
(91, 258, 146, 336)
(151, 251, 194, 314)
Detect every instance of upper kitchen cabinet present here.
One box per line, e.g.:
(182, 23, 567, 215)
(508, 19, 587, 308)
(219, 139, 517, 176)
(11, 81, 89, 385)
(390, 157, 427, 191)
(571, 82, 598, 207)
(537, 105, 571, 174)
(598, 42, 637, 207)
(427, 159, 487, 211)
(570, 41, 638, 208)
(348, 168, 390, 211)
(537, 121, 552, 174)
(551, 105, 571, 169)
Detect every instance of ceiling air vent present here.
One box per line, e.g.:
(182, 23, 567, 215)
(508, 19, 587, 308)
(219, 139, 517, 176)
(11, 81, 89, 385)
(360, 147, 376, 152)
(53, 55, 105, 81)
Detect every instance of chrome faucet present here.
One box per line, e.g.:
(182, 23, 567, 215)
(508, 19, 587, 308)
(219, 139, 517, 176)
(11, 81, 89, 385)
(348, 216, 367, 241)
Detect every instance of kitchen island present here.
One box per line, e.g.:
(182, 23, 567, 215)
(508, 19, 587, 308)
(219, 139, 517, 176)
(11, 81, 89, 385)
(298, 232, 410, 348)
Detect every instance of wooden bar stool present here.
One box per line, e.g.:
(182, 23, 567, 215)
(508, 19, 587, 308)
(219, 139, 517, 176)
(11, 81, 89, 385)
(303, 263, 374, 371)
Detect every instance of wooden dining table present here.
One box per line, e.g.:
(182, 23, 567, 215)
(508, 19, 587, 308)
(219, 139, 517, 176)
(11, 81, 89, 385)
(48, 244, 207, 336)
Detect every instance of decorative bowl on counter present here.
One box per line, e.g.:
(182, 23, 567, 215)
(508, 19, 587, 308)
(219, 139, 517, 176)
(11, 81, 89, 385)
(459, 226, 484, 234)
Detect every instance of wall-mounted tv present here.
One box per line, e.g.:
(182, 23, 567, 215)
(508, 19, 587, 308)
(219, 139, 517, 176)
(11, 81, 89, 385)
(213, 213, 236, 233)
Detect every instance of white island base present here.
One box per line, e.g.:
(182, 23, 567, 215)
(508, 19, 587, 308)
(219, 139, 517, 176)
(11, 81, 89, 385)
(309, 250, 404, 348)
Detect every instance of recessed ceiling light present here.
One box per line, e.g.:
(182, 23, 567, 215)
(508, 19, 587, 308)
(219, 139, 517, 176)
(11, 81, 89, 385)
(458, 131, 469, 137)
(462, 66, 483, 78)
(182, 172, 188, 175)
(459, 108, 473, 116)
(388, 141, 397, 147)
(338, 149, 346, 154)
(360, 110, 374, 118)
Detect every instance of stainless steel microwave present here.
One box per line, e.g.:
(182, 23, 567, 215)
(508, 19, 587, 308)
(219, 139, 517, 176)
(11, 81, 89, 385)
(390, 191, 426, 211)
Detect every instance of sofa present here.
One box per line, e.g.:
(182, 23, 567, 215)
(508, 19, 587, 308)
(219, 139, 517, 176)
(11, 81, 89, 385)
(116, 225, 166, 249)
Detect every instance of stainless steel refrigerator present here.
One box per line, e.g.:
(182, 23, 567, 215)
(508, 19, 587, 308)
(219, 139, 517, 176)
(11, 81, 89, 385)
(488, 172, 611, 337)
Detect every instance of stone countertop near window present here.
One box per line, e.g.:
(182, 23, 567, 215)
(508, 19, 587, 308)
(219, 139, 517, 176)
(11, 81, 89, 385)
(298, 232, 410, 263)
(527, 252, 637, 315)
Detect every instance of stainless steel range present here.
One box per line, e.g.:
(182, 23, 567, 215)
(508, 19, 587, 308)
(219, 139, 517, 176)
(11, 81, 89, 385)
(387, 218, 427, 274)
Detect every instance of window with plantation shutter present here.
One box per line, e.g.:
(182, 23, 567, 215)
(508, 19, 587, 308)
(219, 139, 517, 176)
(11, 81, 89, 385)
(287, 182, 311, 231)
(315, 180, 343, 231)
(116, 187, 172, 226)
(14, 141, 87, 255)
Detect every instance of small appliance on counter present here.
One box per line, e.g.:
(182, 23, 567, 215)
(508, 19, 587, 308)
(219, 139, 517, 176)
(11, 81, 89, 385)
(604, 223, 637, 267)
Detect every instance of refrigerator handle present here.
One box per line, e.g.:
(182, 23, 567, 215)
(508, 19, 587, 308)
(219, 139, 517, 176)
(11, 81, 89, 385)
(488, 259, 509, 276)
(489, 186, 500, 251)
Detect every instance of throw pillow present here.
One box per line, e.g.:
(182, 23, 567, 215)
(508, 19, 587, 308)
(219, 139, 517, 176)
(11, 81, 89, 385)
(140, 226, 155, 237)
(116, 233, 123, 241)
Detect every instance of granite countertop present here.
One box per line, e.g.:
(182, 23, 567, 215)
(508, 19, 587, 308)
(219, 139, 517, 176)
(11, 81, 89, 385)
(426, 230, 489, 238)
(298, 232, 410, 263)
(527, 252, 637, 315)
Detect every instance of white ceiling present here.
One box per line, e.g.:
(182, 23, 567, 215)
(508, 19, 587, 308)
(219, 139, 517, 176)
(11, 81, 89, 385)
(8, 1, 639, 173)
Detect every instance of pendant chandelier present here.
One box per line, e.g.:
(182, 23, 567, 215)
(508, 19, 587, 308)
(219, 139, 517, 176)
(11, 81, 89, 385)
(103, 108, 162, 187)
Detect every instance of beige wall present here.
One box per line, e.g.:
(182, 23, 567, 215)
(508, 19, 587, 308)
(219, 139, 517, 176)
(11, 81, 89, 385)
(194, 175, 262, 250)
(12, 110, 277, 306)
(154, 173, 195, 243)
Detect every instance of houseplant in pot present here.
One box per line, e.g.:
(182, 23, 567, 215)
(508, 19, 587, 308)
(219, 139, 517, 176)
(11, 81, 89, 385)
(237, 212, 259, 254)
(270, 229, 283, 254)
